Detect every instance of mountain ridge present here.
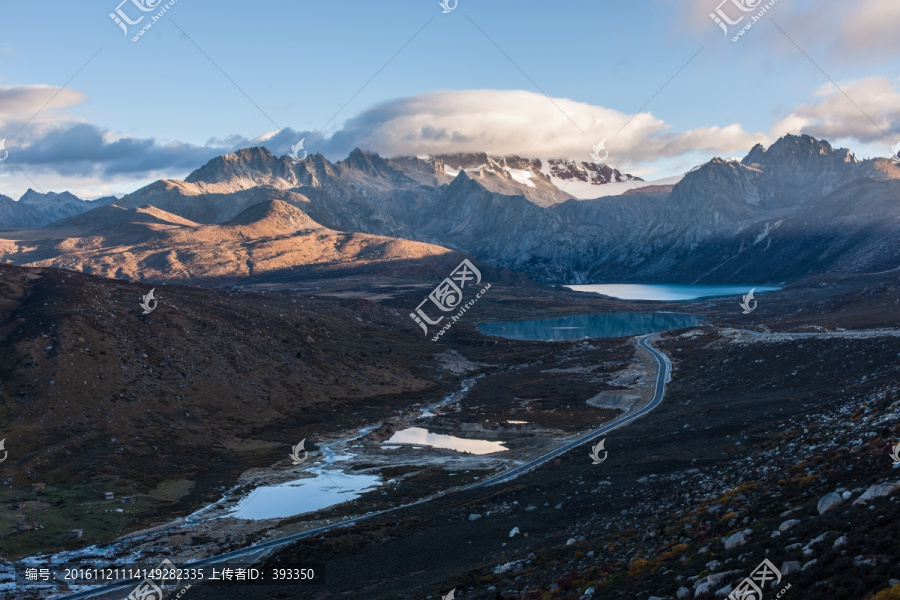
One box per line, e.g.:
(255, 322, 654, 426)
(1, 134, 896, 285)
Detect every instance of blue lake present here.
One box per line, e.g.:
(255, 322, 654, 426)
(478, 312, 703, 341)
(565, 283, 780, 301)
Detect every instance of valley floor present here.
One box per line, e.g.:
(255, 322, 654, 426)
(0, 266, 898, 600)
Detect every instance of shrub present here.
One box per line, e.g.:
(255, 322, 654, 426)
(872, 585, 900, 600)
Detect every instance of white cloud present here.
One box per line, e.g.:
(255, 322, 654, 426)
(835, 0, 900, 58)
(323, 89, 765, 168)
(0, 85, 87, 133)
(770, 77, 899, 143)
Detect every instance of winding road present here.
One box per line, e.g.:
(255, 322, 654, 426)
(54, 334, 671, 599)
(472, 333, 670, 488)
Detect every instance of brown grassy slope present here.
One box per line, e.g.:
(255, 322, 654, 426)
(0, 262, 462, 510)
(0, 199, 456, 283)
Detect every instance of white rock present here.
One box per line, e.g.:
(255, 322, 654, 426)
(694, 581, 715, 596)
(468, 513, 482, 521)
(778, 519, 801, 532)
(582, 587, 595, 597)
(802, 559, 818, 571)
(566, 538, 576, 546)
(841, 491, 852, 501)
(677, 586, 691, 599)
(715, 583, 733, 597)
(833, 535, 848, 549)
(853, 481, 900, 505)
(509, 527, 520, 538)
(723, 529, 751, 550)
(781, 561, 802, 575)
(817, 492, 843, 514)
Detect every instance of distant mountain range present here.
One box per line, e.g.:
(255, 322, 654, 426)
(0, 190, 116, 229)
(0, 135, 897, 285)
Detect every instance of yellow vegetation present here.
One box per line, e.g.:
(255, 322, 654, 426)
(871, 585, 900, 600)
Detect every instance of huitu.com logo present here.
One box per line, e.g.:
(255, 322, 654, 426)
(589, 439, 608, 465)
(110, 0, 181, 42)
(891, 141, 900, 165)
(710, 0, 781, 42)
(0, 439, 7, 464)
(289, 439, 308, 465)
(410, 259, 491, 341)
(729, 558, 790, 600)
(0, 139, 8, 163)
(439, 0, 458, 14)
(289, 139, 307, 164)
(589, 139, 609, 163)
(442, 589, 456, 600)
(139, 288, 157, 315)
(740, 288, 757, 314)
(890, 440, 900, 466)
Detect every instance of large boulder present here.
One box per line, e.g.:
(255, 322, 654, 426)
(695, 581, 715, 597)
(817, 492, 843, 514)
(779, 519, 801, 532)
(781, 561, 802, 575)
(852, 481, 900, 505)
(715, 583, 733, 597)
(724, 529, 752, 550)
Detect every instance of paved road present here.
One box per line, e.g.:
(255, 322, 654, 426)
(470, 333, 670, 488)
(55, 334, 671, 599)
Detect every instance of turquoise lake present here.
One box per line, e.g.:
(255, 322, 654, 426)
(565, 283, 780, 301)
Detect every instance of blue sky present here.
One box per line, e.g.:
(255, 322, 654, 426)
(0, 0, 898, 198)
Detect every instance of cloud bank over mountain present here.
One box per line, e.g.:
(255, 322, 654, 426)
(1, 80, 898, 198)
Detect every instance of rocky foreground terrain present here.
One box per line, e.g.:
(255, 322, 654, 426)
(0, 267, 879, 600)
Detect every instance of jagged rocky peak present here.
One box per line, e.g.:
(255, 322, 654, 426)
(19, 189, 86, 205)
(185, 146, 280, 184)
(184, 146, 337, 189)
(546, 158, 643, 185)
(742, 134, 856, 168)
(337, 148, 395, 178)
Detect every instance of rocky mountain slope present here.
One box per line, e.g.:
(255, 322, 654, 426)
(0, 199, 463, 284)
(0, 135, 896, 285)
(0, 190, 115, 229)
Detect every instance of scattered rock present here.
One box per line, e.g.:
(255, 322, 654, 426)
(781, 561, 802, 575)
(566, 538, 576, 546)
(715, 583, 733, 597)
(833, 535, 848, 549)
(468, 513, 482, 521)
(802, 559, 818, 571)
(817, 492, 843, 514)
(509, 527, 520, 538)
(852, 482, 900, 505)
(778, 519, 801, 532)
(694, 581, 715, 596)
(677, 586, 691, 599)
(723, 529, 751, 550)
